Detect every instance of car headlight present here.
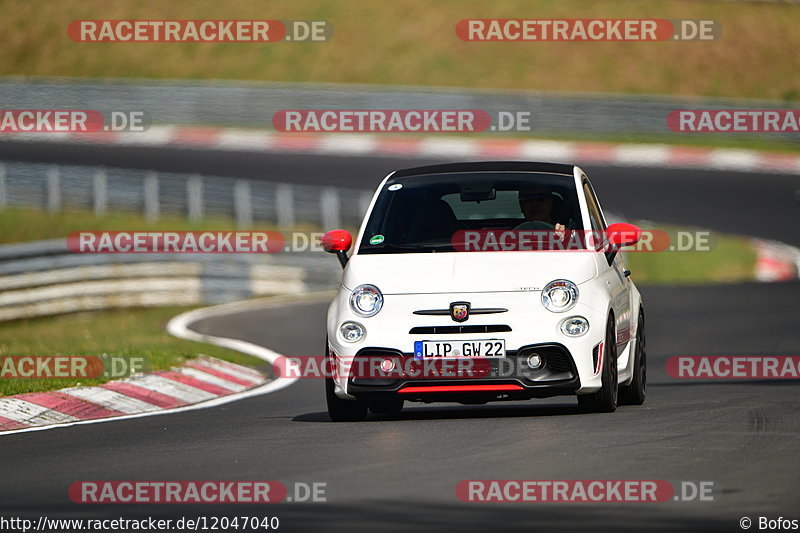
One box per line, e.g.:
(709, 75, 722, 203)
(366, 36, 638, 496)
(541, 280, 578, 312)
(349, 284, 383, 317)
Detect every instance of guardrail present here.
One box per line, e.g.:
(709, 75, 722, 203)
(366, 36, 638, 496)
(1, 78, 797, 141)
(0, 239, 341, 322)
(0, 159, 356, 323)
(0, 160, 372, 229)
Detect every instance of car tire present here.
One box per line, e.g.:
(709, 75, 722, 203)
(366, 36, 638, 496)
(578, 316, 618, 413)
(369, 398, 404, 414)
(619, 310, 646, 406)
(325, 339, 368, 422)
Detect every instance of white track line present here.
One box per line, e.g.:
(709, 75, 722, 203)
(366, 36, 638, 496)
(0, 292, 332, 437)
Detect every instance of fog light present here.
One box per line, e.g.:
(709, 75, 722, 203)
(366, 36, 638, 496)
(526, 354, 544, 370)
(380, 357, 395, 372)
(560, 316, 589, 337)
(339, 321, 365, 342)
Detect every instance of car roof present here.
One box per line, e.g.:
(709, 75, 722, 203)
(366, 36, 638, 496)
(391, 161, 576, 179)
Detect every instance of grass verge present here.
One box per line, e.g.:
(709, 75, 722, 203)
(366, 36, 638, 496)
(0, 207, 287, 245)
(0, 306, 264, 397)
(624, 227, 756, 285)
(1, 0, 798, 101)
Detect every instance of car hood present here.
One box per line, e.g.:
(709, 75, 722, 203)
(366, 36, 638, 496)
(342, 252, 598, 294)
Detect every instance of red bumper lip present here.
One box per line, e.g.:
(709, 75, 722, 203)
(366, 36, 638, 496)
(397, 384, 525, 394)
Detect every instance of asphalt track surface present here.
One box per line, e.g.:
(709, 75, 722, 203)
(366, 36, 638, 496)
(1, 141, 799, 532)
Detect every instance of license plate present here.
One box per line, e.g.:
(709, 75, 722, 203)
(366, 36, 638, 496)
(414, 339, 506, 359)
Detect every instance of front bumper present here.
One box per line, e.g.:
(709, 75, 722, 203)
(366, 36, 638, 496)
(328, 290, 609, 401)
(345, 343, 581, 402)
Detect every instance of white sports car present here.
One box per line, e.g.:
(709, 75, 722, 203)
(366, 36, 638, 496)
(321, 162, 646, 421)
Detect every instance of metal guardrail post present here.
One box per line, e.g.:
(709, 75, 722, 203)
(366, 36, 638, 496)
(93, 168, 107, 215)
(276, 183, 295, 230)
(1, 159, 373, 228)
(234, 180, 253, 229)
(320, 187, 340, 229)
(144, 171, 160, 222)
(46, 165, 60, 213)
(0, 163, 6, 209)
(187, 175, 204, 222)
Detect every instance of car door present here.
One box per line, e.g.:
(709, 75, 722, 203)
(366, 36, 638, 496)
(582, 178, 632, 353)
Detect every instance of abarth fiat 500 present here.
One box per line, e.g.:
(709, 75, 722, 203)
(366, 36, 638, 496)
(321, 162, 646, 421)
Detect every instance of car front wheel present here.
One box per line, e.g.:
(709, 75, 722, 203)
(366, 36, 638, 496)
(325, 339, 368, 422)
(619, 310, 646, 406)
(578, 316, 618, 413)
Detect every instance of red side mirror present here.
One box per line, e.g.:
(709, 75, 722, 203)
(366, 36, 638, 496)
(606, 223, 642, 247)
(321, 230, 352, 253)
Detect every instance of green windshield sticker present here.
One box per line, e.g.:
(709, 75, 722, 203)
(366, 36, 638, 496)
(369, 235, 385, 245)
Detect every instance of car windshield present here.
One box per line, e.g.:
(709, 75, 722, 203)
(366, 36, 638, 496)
(358, 171, 586, 254)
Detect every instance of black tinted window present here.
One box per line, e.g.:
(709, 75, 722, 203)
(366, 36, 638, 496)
(359, 172, 584, 253)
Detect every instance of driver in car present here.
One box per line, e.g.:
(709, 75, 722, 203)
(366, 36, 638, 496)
(516, 186, 567, 235)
